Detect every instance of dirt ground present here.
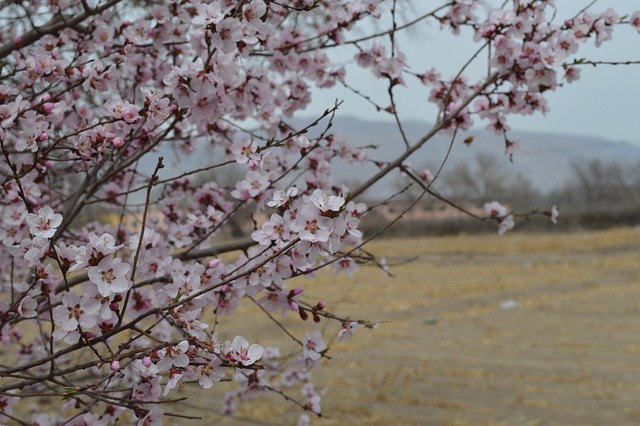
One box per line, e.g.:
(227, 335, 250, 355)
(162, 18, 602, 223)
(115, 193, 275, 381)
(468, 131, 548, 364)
(180, 227, 640, 426)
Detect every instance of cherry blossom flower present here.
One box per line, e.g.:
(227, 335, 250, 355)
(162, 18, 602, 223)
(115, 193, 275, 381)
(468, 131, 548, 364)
(26, 206, 62, 239)
(267, 187, 298, 208)
(52, 292, 99, 335)
(212, 18, 244, 53)
(88, 256, 132, 297)
(89, 232, 123, 257)
(631, 11, 640, 33)
(157, 340, 190, 370)
(498, 215, 515, 236)
(197, 357, 225, 388)
(225, 336, 264, 366)
(19, 236, 49, 265)
(302, 330, 326, 362)
(17, 295, 38, 318)
(548, 205, 559, 224)
(294, 205, 334, 243)
(337, 321, 366, 342)
(137, 406, 164, 425)
(192, 3, 225, 27)
(310, 189, 345, 213)
(484, 201, 508, 218)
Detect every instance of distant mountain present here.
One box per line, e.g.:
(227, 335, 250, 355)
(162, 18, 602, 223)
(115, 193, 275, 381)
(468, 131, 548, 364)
(302, 116, 640, 195)
(140, 116, 640, 202)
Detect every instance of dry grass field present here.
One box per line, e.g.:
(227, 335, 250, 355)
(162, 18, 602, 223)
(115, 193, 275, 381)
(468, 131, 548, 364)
(182, 227, 640, 426)
(8, 228, 639, 425)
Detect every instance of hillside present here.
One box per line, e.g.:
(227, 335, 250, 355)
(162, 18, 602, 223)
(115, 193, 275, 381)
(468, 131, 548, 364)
(318, 116, 640, 195)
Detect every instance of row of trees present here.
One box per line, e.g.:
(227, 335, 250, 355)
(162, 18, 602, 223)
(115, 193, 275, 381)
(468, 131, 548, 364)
(438, 155, 640, 214)
(385, 154, 640, 235)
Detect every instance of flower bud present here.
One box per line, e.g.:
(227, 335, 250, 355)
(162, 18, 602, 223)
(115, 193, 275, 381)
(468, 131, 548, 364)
(298, 308, 309, 321)
(110, 360, 121, 371)
(289, 300, 299, 312)
(313, 300, 326, 311)
(111, 137, 124, 148)
(142, 356, 152, 367)
(289, 287, 304, 297)
(42, 102, 55, 114)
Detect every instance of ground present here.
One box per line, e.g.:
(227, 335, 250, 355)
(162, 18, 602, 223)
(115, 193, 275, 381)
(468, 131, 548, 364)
(8, 228, 639, 425)
(188, 227, 640, 425)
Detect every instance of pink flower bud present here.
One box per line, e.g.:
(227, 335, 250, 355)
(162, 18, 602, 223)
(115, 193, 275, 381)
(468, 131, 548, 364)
(142, 356, 152, 367)
(289, 300, 299, 312)
(110, 360, 121, 371)
(299, 308, 309, 321)
(111, 137, 124, 148)
(207, 258, 220, 268)
(313, 300, 326, 311)
(85, 331, 95, 339)
(38, 132, 48, 141)
(42, 102, 55, 114)
(109, 302, 118, 311)
(289, 287, 304, 297)
(14, 36, 21, 47)
(42, 93, 52, 102)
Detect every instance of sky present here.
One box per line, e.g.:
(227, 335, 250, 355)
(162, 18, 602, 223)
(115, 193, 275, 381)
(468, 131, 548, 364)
(306, 1, 640, 146)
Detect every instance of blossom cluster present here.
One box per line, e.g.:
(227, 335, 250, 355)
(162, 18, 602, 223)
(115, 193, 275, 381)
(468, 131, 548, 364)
(0, 0, 635, 424)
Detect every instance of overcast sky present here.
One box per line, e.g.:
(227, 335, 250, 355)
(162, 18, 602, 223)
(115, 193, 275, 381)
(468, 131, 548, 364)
(306, 1, 640, 146)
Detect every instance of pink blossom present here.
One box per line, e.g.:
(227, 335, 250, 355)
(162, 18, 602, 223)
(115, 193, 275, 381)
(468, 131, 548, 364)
(243, 0, 267, 31)
(498, 215, 515, 236)
(52, 292, 99, 334)
(226, 336, 264, 366)
(267, 187, 298, 208)
(337, 321, 366, 342)
(631, 11, 640, 33)
(192, 3, 224, 27)
(484, 201, 508, 218)
(548, 205, 559, 224)
(212, 18, 244, 53)
(197, 357, 225, 388)
(295, 205, 334, 243)
(230, 136, 259, 164)
(157, 340, 190, 370)
(310, 189, 345, 213)
(26, 206, 62, 239)
(19, 236, 49, 265)
(121, 103, 140, 124)
(17, 295, 38, 318)
(302, 330, 326, 362)
(88, 256, 132, 297)
(88, 232, 123, 257)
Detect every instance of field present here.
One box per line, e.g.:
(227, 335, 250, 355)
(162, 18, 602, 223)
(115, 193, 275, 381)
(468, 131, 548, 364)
(182, 227, 640, 425)
(6, 228, 639, 425)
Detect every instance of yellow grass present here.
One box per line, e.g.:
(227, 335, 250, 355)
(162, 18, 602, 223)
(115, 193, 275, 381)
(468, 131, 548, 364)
(9, 228, 640, 425)
(188, 228, 640, 425)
